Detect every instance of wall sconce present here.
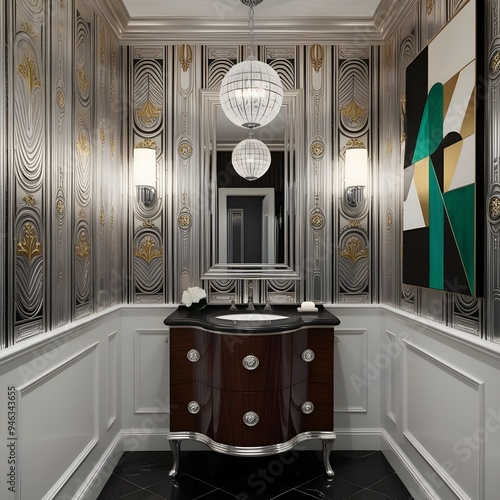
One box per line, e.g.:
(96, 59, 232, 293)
(134, 148, 157, 206)
(344, 147, 368, 208)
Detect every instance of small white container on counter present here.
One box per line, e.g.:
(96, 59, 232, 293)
(297, 301, 318, 312)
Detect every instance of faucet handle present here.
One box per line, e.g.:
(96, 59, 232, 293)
(246, 301, 255, 311)
(229, 299, 238, 311)
(263, 298, 272, 311)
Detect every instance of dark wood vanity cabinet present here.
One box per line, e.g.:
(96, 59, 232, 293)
(169, 326, 334, 450)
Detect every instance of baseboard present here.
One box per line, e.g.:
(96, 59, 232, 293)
(333, 428, 384, 450)
(72, 431, 124, 500)
(69, 430, 172, 500)
(380, 429, 438, 500)
(121, 429, 171, 451)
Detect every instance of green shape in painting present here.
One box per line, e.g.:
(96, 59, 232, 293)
(443, 184, 475, 295)
(412, 83, 444, 164)
(429, 159, 444, 290)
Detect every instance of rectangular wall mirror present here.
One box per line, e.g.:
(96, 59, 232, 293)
(200, 89, 304, 279)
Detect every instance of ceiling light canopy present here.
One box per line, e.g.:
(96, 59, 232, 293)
(219, 0, 283, 130)
(232, 135, 271, 181)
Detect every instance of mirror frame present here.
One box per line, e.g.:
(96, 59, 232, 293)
(200, 89, 304, 279)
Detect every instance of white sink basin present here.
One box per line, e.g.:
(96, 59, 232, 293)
(215, 313, 288, 321)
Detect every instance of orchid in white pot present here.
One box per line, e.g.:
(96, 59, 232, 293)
(181, 286, 207, 311)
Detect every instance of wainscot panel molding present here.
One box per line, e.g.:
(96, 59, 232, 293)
(385, 330, 398, 424)
(18, 343, 99, 500)
(107, 331, 118, 430)
(334, 328, 369, 413)
(0, 308, 124, 500)
(1, 304, 500, 499)
(403, 341, 485, 500)
(379, 305, 500, 500)
(133, 329, 169, 414)
(120, 306, 176, 434)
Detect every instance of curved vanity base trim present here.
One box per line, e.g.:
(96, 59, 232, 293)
(166, 431, 336, 477)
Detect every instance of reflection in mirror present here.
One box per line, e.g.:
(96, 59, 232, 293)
(219, 188, 275, 263)
(200, 90, 303, 277)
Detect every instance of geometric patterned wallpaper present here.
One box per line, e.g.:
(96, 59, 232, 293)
(129, 46, 168, 304)
(127, 43, 375, 307)
(1, 0, 124, 348)
(3, 0, 497, 347)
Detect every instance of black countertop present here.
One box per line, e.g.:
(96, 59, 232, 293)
(163, 304, 340, 334)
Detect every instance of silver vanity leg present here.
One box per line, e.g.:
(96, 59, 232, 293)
(322, 439, 335, 477)
(169, 439, 181, 477)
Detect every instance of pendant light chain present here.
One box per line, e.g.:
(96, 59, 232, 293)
(248, 4, 255, 58)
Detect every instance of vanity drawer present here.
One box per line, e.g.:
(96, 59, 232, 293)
(170, 381, 213, 434)
(213, 333, 292, 391)
(170, 328, 213, 384)
(291, 328, 334, 385)
(290, 381, 334, 433)
(211, 388, 292, 447)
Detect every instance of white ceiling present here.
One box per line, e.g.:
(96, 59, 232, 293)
(121, 0, 382, 20)
(109, 0, 407, 44)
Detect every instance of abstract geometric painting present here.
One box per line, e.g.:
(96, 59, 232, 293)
(403, 0, 484, 297)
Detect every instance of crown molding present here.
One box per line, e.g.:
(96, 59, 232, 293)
(374, 0, 416, 40)
(87, 0, 130, 39)
(101, 0, 413, 46)
(118, 17, 384, 45)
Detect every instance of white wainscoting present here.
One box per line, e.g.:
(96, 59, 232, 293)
(385, 330, 397, 424)
(2, 304, 500, 500)
(134, 329, 169, 414)
(403, 341, 485, 500)
(107, 331, 118, 430)
(0, 307, 127, 500)
(381, 307, 500, 500)
(334, 328, 368, 413)
(18, 343, 99, 500)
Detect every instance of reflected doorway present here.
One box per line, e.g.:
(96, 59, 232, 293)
(218, 188, 275, 263)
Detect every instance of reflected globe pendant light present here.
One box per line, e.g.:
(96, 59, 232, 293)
(219, 0, 283, 130)
(232, 134, 271, 181)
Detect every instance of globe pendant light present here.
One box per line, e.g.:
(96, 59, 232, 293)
(232, 135, 271, 181)
(219, 0, 283, 130)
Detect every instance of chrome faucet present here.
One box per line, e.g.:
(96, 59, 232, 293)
(246, 281, 255, 311)
(263, 296, 273, 311)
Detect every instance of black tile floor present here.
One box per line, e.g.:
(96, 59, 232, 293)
(96, 450, 414, 500)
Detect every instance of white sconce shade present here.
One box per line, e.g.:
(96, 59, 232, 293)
(232, 137, 271, 181)
(344, 147, 368, 208)
(220, 57, 284, 130)
(134, 148, 157, 206)
(345, 148, 368, 187)
(134, 148, 156, 186)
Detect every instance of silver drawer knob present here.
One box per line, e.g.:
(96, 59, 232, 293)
(301, 401, 315, 414)
(243, 411, 259, 426)
(187, 401, 200, 414)
(187, 349, 200, 362)
(301, 349, 315, 362)
(242, 355, 259, 370)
